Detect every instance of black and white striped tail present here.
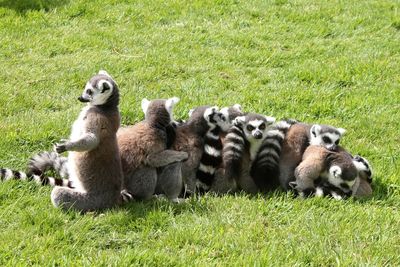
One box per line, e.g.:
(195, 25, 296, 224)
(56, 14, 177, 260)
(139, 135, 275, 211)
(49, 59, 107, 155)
(251, 121, 291, 191)
(27, 151, 69, 178)
(222, 124, 246, 182)
(0, 167, 72, 187)
(196, 126, 223, 191)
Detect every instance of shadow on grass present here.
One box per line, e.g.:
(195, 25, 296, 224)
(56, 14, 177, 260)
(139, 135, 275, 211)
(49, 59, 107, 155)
(0, 0, 69, 13)
(119, 195, 214, 219)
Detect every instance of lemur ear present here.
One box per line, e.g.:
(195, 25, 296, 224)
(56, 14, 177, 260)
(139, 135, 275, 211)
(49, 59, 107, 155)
(165, 97, 180, 113)
(311, 124, 322, 137)
(233, 116, 245, 126)
(188, 108, 195, 117)
(98, 70, 111, 77)
(264, 116, 276, 124)
(233, 104, 242, 111)
(329, 165, 342, 178)
(98, 80, 112, 93)
(141, 98, 150, 113)
(337, 128, 346, 136)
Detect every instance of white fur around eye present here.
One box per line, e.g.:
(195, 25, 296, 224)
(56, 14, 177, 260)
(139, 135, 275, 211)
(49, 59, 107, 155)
(141, 98, 150, 113)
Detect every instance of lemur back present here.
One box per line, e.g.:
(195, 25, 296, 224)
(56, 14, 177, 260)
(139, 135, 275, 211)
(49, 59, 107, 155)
(118, 97, 188, 202)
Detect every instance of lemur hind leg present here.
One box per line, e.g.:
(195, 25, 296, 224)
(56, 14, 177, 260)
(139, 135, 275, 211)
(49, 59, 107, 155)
(123, 167, 158, 200)
(157, 161, 183, 203)
(51, 186, 120, 212)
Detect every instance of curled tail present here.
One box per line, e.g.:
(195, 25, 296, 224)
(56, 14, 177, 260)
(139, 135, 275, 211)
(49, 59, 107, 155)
(1, 167, 72, 187)
(250, 121, 292, 191)
(196, 126, 223, 191)
(27, 151, 69, 178)
(222, 124, 246, 182)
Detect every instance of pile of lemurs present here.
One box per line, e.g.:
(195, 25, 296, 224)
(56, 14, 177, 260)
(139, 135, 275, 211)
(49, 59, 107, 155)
(0, 71, 373, 212)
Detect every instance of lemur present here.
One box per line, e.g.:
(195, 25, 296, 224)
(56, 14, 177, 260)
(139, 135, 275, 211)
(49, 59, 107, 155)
(117, 97, 188, 202)
(195, 104, 243, 193)
(50, 70, 124, 212)
(221, 113, 277, 194)
(291, 145, 373, 199)
(272, 122, 346, 190)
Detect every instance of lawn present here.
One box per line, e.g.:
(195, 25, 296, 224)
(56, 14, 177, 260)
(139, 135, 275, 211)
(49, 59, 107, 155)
(0, 0, 399, 265)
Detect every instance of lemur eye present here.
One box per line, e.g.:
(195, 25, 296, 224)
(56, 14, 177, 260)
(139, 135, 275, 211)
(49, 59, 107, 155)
(259, 123, 266, 130)
(246, 125, 254, 131)
(322, 136, 331, 144)
(85, 89, 93, 95)
(335, 139, 340, 145)
(101, 82, 110, 93)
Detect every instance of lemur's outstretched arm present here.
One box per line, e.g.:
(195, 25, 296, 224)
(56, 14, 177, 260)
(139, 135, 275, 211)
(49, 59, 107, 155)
(55, 132, 99, 153)
(146, 150, 188, 168)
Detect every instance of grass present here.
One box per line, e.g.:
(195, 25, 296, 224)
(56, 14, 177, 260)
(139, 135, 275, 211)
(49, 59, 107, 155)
(0, 0, 399, 265)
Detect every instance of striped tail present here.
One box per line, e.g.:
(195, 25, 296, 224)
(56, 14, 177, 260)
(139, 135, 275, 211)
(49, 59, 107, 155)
(250, 121, 291, 191)
(196, 126, 223, 191)
(0, 167, 73, 187)
(222, 124, 246, 182)
(27, 151, 69, 178)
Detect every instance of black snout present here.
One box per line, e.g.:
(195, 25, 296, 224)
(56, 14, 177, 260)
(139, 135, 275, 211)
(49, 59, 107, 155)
(253, 131, 263, 139)
(78, 96, 90, 102)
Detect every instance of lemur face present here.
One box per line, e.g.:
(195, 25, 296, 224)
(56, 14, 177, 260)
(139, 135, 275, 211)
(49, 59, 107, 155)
(79, 70, 115, 105)
(235, 114, 275, 142)
(310, 124, 346, 151)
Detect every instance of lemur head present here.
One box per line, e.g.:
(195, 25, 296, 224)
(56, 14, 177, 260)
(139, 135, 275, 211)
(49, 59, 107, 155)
(326, 149, 358, 193)
(219, 104, 243, 132)
(203, 106, 223, 129)
(353, 155, 373, 184)
(141, 97, 180, 127)
(234, 113, 276, 142)
(79, 70, 119, 107)
(310, 124, 346, 151)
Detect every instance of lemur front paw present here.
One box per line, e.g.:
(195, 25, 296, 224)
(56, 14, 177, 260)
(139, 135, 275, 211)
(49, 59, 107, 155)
(54, 139, 69, 154)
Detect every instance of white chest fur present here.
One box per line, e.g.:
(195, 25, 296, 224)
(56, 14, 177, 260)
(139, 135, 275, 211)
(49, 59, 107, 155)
(69, 105, 90, 141)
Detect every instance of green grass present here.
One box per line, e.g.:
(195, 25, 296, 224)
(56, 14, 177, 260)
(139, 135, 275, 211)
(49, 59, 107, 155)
(0, 0, 399, 265)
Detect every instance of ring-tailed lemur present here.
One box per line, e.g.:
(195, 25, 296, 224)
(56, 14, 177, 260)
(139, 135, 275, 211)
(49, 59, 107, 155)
(249, 120, 295, 192)
(195, 104, 243, 193)
(291, 145, 373, 199)
(50, 70, 124, 212)
(274, 122, 346, 190)
(222, 113, 277, 193)
(118, 97, 188, 202)
(195, 106, 224, 192)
